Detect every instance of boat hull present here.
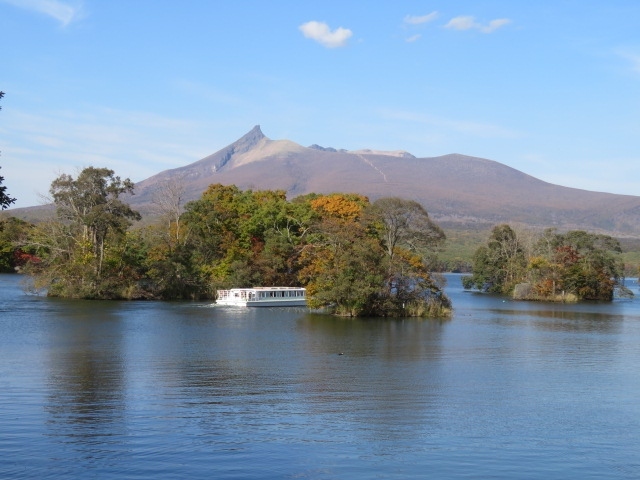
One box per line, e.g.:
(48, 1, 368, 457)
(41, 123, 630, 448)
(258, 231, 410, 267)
(216, 298, 307, 307)
(215, 287, 307, 307)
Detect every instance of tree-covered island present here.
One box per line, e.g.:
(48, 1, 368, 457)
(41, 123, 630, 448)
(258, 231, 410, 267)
(3, 167, 633, 313)
(462, 224, 632, 301)
(14, 167, 451, 317)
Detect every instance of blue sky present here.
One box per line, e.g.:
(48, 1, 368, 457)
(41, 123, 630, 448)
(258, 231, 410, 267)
(1, 1, 640, 208)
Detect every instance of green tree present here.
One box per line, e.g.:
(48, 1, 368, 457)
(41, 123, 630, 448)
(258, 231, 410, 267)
(182, 184, 313, 290)
(462, 224, 527, 294)
(25, 167, 142, 298)
(250, 195, 317, 286)
(183, 184, 264, 287)
(49, 167, 140, 276)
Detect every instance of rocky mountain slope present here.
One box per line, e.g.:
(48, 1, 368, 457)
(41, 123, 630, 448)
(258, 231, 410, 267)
(128, 125, 640, 235)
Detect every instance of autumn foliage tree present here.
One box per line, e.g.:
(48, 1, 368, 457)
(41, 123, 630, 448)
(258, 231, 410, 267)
(298, 194, 384, 316)
(299, 194, 450, 317)
(464, 225, 628, 302)
(528, 229, 625, 301)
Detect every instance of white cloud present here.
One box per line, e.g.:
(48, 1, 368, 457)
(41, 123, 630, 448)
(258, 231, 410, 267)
(445, 16, 477, 31)
(299, 21, 353, 48)
(481, 18, 511, 34)
(404, 12, 438, 26)
(445, 16, 511, 34)
(1, 0, 83, 26)
(405, 34, 422, 43)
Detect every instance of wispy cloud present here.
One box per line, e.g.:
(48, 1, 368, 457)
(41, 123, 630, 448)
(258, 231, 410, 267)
(171, 79, 245, 106)
(1, 107, 220, 207)
(299, 21, 353, 48)
(616, 49, 640, 75)
(381, 109, 520, 139)
(404, 12, 438, 26)
(402, 12, 438, 43)
(445, 16, 511, 34)
(1, 0, 83, 27)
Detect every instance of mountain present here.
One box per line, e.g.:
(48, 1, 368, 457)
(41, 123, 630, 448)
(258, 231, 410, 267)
(129, 126, 640, 236)
(9, 126, 640, 236)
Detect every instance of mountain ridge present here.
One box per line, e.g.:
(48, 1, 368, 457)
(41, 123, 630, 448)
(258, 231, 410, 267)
(9, 126, 640, 236)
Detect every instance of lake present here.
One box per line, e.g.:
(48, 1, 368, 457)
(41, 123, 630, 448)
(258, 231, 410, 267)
(1, 273, 639, 479)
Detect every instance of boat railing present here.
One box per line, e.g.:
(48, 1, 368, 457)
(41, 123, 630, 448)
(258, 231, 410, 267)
(216, 287, 305, 302)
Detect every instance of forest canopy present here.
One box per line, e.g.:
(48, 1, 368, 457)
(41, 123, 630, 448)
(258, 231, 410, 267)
(16, 167, 451, 317)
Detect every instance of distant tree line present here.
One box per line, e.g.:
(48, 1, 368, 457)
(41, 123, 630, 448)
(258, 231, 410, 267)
(8, 166, 451, 317)
(462, 224, 631, 301)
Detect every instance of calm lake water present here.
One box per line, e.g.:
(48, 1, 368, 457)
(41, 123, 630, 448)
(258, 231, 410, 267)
(1, 273, 640, 479)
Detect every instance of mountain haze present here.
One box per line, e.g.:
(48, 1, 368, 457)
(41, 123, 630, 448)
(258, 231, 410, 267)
(129, 126, 640, 235)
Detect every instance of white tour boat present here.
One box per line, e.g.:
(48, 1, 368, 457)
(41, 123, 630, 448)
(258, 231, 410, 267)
(215, 287, 307, 307)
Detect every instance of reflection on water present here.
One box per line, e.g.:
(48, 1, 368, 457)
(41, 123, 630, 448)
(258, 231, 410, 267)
(45, 303, 125, 434)
(1, 273, 640, 479)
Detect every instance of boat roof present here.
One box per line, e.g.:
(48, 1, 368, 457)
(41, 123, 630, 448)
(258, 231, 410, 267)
(226, 286, 305, 291)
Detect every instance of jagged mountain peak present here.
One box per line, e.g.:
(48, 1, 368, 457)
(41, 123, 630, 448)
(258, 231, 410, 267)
(234, 125, 266, 152)
(194, 125, 268, 172)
